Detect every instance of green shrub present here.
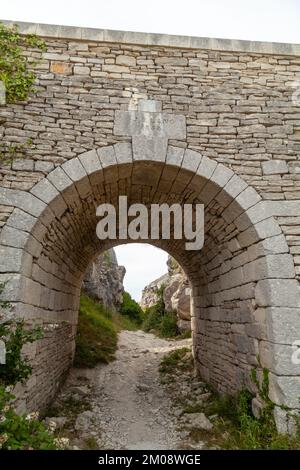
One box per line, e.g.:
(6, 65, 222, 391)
(0, 283, 57, 450)
(142, 285, 180, 338)
(74, 294, 118, 367)
(119, 292, 144, 324)
(0, 319, 43, 386)
(143, 305, 162, 332)
(159, 347, 190, 374)
(0, 386, 57, 450)
(159, 311, 179, 338)
(0, 22, 46, 103)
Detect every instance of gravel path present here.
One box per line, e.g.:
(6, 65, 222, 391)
(90, 330, 191, 450)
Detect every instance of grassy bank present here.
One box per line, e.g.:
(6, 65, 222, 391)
(160, 348, 300, 450)
(74, 292, 141, 368)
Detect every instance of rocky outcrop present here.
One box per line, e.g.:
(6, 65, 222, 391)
(140, 257, 191, 330)
(82, 249, 125, 310)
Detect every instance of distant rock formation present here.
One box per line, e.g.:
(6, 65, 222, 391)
(82, 249, 125, 310)
(140, 256, 191, 331)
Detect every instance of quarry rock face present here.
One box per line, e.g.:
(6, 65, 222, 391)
(83, 249, 125, 310)
(141, 257, 191, 330)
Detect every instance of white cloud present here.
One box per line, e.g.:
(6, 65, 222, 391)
(114, 244, 168, 301)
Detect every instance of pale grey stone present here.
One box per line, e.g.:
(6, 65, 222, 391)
(6, 208, 37, 233)
(0, 80, 5, 105)
(78, 149, 102, 174)
(97, 146, 117, 167)
(35, 161, 55, 173)
(116, 54, 136, 67)
(61, 157, 87, 182)
(132, 135, 167, 162)
(262, 159, 289, 175)
(30, 178, 59, 204)
(196, 155, 217, 179)
(255, 279, 300, 307)
(182, 149, 202, 172)
(264, 307, 300, 344)
(166, 146, 184, 166)
(47, 167, 73, 192)
(114, 142, 133, 165)
(0, 246, 32, 276)
(210, 163, 234, 188)
(12, 159, 34, 171)
(138, 99, 161, 112)
(0, 188, 46, 218)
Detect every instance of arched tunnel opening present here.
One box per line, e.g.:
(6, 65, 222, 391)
(0, 145, 291, 429)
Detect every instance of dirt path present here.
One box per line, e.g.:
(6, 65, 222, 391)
(90, 330, 191, 450)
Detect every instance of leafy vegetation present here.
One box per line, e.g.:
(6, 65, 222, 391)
(0, 282, 57, 449)
(159, 347, 190, 374)
(0, 22, 46, 103)
(160, 347, 300, 450)
(119, 291, 144, 325)
(142, 285, 180, 338)
(0, 22, 46, 165)
(74, 293, 118, 367)
(74, 292, 143, 368)
(0, 319, 42, 386)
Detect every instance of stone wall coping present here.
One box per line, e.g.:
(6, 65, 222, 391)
(1, 19, 300, 56)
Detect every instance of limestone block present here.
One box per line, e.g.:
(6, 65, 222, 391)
(30, 178, 59, 204)
(35, 161, 55, 173)
(0, 80, 6, 105)
(166, 146, 184, 167)
(132, 135, 168, 162)
(97, 146, 117, 168)
(210, 163, 234, 188)
(264, 307, 300, 344)
(0, 246, 32, 276)
(12, 159, 34, 171)
(181, 149, 202, 172)
(247, 234, 289, 261)
(0, 219, 24, 244)
(235, 201, 270, 232)
(259, 340, 300, 375)
(138, 99, 161, 112)
(0, 188, 46, 218)
(255, 279, 300, 307)
(61, 157, 87, 182)
(114, 142, 133, 165)
(196, 155, 217, 180)
(116, 54, 137, 67)
(269, 373, 300, 408)
(254, 217, 282, 240)
(79, 149, 102, 174)
(262, 159, 289, 175)
(47, 167, 73, 192)
(244, 254, 295, 282)
(6, 208, 37, 233)
(235, 186, 262, 211)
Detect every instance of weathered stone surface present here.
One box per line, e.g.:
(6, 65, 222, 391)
(0, 25, 299, 422)
(0, 80, 5, 105)
(255, 279, 300, 307)
(262, 160, 289, 175)
(141, 257, 191, 330)
(83, 249, 125, 310)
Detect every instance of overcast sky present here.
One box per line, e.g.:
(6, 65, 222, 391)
(1, 0, 299, 300)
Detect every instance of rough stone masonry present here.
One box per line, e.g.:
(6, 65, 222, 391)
(0, 20, 300, 432)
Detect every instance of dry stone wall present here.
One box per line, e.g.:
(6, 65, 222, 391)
(0, 22, 299, 430)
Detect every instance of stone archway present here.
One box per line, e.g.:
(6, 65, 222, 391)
(0, 138, 299, 430)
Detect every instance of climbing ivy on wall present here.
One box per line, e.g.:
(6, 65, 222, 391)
(0, 22, 46, 103)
